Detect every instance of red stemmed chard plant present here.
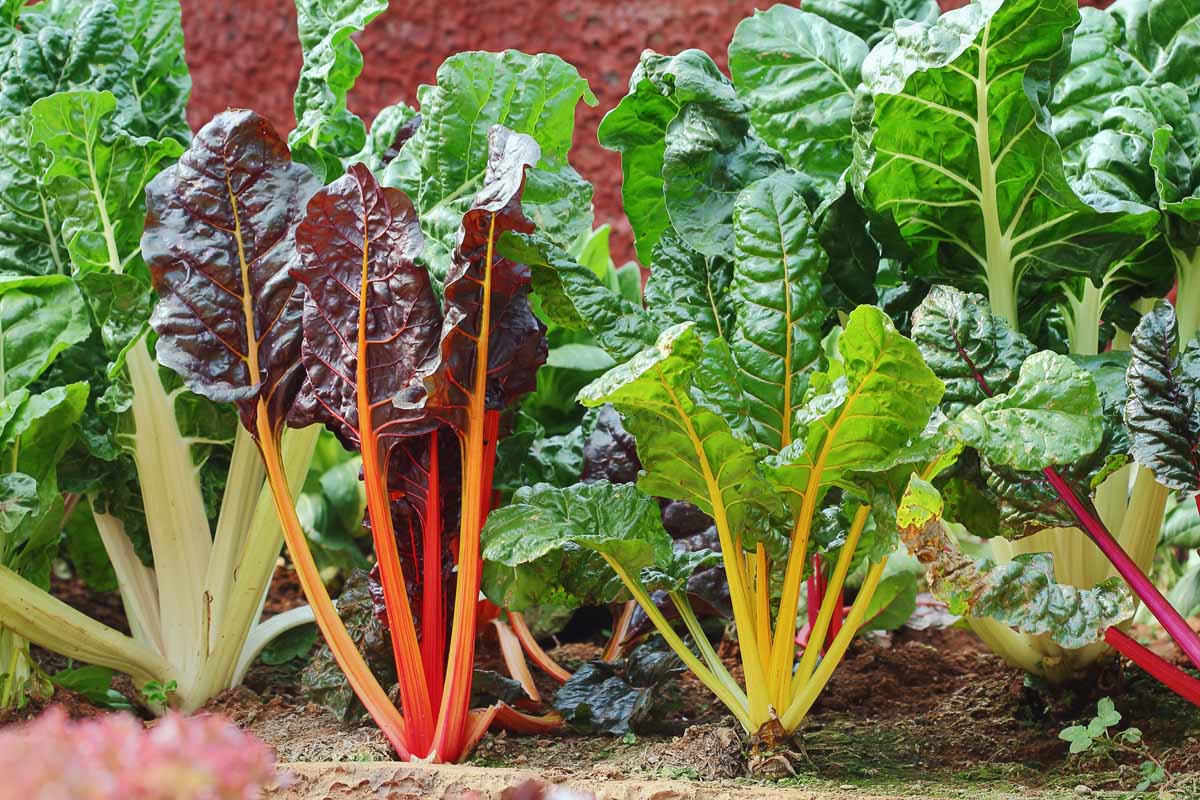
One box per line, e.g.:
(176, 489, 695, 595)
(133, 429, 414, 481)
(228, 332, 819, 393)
(144, 110, 557, 761)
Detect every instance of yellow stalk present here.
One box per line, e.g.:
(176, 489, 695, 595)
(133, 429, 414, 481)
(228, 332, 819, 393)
(606, 556, 754, 732)
(793, 504, 869, 687)
(781, 559, 886, 731)
(657, 374, 770, 725)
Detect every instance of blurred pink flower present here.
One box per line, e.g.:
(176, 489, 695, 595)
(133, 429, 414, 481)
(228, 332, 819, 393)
(0, 708, 277, 800)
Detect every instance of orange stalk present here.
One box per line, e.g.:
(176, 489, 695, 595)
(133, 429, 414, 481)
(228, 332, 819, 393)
(492, 618, 540, 703)
(356, 235, 435, 754)
(511, 611, 572, 682)
(254, 409, 410, 757)
(431, 214, 499, 762)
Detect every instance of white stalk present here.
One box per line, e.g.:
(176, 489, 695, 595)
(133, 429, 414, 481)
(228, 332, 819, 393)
(1174, 245, 1200, 345)
(204, 426, 267, 652)
(0, 563, 170, 688)
(92, 508, 164, 656)
(231, 604, 315, 687)
(125, 338, 212, 687)
(205, 424, 320, 694)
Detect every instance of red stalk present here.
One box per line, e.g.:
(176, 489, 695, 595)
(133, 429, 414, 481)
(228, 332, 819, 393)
(958, 341, 1200, 676)
(807, 556, 824, 634)
(510, 611, 572, 683)
(430, 216, 501, 762)
(1104, 627, 1200, 706)
(421, 428, 446, 709)
(1042, 467, 1200, 671)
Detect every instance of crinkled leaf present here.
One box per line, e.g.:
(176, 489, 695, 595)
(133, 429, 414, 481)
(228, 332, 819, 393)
(1125, 300, 1200, 493)
(145, 110, 319, 435)
(355, 104, 419, 172)
(728, 6, 868, 201)
(289, 163, 441, 456)
(597, 53, 684, 264)
(729, 173, 828, 451)
(500, 231, 658, 363)
(854, 0, 1159, 307)
(424, 127, 547, 428)
(952, 351, 1105, 471)
(898, 476, 1133, 648)
(579, 323, 782, 536)
(383, 51, 597, 280)
(910, 285, 1035, 415)
(553, 637, 682, 735)
(642, 229, 734, 344)
(0, 473, 37, 535)
(803, 0, 941, 46)
(0, 275, 90, 393)
(659, 50, 784, 257)
(481, 481, 672, 610)
(29, 90, 180, 279)
(289, 0, 388, 182)
(764, 305, 943, 514)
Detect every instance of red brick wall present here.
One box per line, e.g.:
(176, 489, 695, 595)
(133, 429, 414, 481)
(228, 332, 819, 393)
(180, 0, 1108, 264)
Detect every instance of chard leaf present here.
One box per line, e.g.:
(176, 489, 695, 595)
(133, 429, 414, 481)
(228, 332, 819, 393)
(289, 0, 389, 182)
(2, 383, 89, 494)
(898, 476, 1133, 648)
(1125, 300, 1200, 493)
(910, 285, 1035, 415)
(729, 172, 828, 452)
(383, 51, 597, 280)
(289, 163, 441, 455)
(579, 323, 782, 536)
(854, 0, 1159, 313)
(0, 473, 37, 534)
(553, 638, 683, 735)
(424, 127, 548, 428)
(0, 275, 90, 393)
(597, 53, 684, 264)
(499, 231, 658, 363)
(481, 481, 662, 611)
(0, 111, 62, 276)
(145, 110, 320, 436)
(0, 3, 142, 133)
(355, 104, 419, 171)
(803, 0, 941, 46)
(29, 90, 180, 279)
(659, 50, 784, 257)
(728, 6, 868, 201)
(108, 0, 191, 142)
(484, 479, 676, 592)
(764, 305, 943, 513)
(952, 351, 1105, 471)
(642, 230, 734, 343)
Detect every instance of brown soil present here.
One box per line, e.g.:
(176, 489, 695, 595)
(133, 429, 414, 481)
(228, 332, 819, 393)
(50, 572, 130, 635)
(9, 573, 1200, 796)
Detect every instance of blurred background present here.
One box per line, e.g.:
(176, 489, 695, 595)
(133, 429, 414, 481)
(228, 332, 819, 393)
(180, 0, 1107, 265)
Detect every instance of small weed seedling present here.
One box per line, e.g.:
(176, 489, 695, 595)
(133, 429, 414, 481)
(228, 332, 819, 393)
(1059, 698, 1167, 792)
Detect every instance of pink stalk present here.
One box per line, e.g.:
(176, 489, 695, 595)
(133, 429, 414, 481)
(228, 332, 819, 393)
(1043, 467, 1200, 672)
(1105, 628, 1200, 706)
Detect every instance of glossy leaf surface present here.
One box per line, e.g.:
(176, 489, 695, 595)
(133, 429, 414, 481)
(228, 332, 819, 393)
(290, 163, 441, 453)
(1126, 301, 1200, 493)
(383, 51, 596, 279)
(289, 0, 388, 182)
(144, 110, 319, 434)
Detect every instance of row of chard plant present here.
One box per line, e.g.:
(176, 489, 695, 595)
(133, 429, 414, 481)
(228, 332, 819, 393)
(0, 0, 1198, 765)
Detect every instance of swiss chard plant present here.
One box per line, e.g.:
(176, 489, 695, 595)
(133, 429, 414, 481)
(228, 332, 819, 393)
(851, 0, 1195, 679)
(0, 0, 320, 712)
(485, 194, 943, 743)
(142, 0, 599, 756)
(899, 286, 1200, 705)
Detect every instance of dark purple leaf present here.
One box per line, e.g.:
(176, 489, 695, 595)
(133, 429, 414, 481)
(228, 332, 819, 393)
(144, 109, 319, 436)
